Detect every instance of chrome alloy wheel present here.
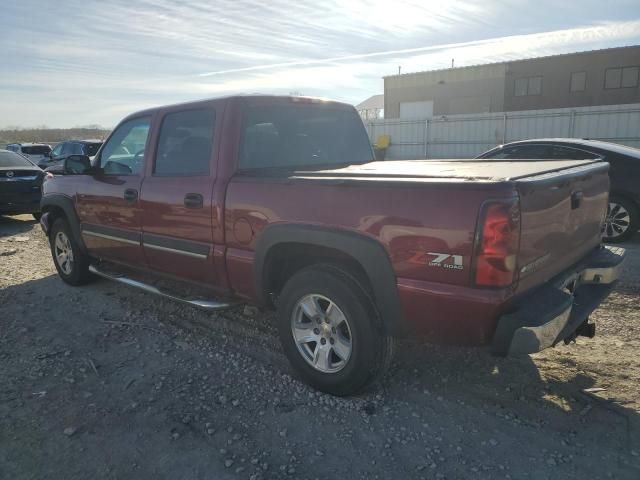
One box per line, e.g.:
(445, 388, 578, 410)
(290, 294, 353, 373)
(605, 201, 631, 239)
(54, 231, 74, 275)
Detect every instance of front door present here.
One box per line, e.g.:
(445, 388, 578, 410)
(76, 116, 152, 266)
(139, 107, 222, 288)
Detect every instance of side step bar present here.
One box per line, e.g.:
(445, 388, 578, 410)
(88, 265, 237, 311)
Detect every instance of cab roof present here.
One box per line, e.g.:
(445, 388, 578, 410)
(122, 95, 353, 122)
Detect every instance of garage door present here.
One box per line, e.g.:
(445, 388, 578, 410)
(399, 100, 434, 119)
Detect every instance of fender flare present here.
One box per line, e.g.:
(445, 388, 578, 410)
(254, 224, 405, 336)
(40, 194, 86, 252)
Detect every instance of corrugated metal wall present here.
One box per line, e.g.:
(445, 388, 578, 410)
(366, 103, 640, 159)
(369, 120, 427, 159)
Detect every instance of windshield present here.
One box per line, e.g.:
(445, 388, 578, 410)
(0, 150, 35, 167)
(239, 104, 373, 170)
(84, 142, 102, 156)
(21, 145, 51, 155)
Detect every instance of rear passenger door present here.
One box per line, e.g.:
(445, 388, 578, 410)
(139, 106, 222, 288)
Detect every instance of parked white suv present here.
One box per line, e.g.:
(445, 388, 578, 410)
(5, 143, 52, 168)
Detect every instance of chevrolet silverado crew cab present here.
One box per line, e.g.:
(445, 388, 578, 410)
(40, 95, 626, 395)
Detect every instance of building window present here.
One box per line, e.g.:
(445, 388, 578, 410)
(570, 71, 586, 92)
(515, 78, 527, 96)
(605, 66, 639, 89)
(622, 67, 640, 87)
(514, 76, 543, 96)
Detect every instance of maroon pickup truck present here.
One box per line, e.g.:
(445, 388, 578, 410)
(40, 95, 625, 395)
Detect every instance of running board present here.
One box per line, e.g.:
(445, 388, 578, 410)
(88, 264, 237, 311)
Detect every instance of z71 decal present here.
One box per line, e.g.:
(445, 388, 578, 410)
(408, 251, 464, 270)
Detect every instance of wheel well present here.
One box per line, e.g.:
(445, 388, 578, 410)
(42, 205, 67, 232)
(610, 192, 639, 213)
(263, 242, 373, 306)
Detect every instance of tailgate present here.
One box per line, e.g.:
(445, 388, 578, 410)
(515, 162, 609, 293)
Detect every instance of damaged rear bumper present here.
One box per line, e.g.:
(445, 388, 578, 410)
(492, 245, 626, 356)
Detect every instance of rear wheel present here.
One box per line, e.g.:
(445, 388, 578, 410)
(277, 264, 394, 396)
(32, 213, 42, 221)
(604, 196, 637, 243)
(49, 218, 92, 286)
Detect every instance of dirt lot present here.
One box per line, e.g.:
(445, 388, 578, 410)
(1, 214, 640, 480)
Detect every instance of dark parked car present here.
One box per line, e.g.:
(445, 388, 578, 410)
(40, 96, 625, 395)
(0, 149, 45, 219)
(45, 140, 103, 169)
(5, 143, 52, 168)
(477, 139, 640, 242)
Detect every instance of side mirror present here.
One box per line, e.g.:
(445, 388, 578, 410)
(64, 155, 92, 175)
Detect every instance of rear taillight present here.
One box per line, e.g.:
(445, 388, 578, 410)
(473, 199, 521, 287)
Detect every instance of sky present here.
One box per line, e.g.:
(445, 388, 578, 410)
(1, 0, 639, 128)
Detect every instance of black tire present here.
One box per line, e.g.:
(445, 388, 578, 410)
(32, 212, 42, 221)
(49, 218, 92, 286)
(277, 264, 394, 396)
(604, 195, 638, 243)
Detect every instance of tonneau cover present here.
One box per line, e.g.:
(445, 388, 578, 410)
(297, 159, 603, 182)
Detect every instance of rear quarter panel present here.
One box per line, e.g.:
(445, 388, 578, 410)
(224, 177, 515, 291)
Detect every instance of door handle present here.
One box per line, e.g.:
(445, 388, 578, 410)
(571, 191, 583, 210)
(184, 193, 203, 209)
(124, 188, 138, 203)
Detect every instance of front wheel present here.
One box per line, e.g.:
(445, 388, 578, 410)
(604, 196, 638, 243)
(277, 265, 394, 396)
(49, 218, 92, 286)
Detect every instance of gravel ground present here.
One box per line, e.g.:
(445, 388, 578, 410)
(1, 214, 640, 480)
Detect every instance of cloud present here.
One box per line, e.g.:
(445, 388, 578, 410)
(0, 0, 639, 127)
(197, 20, 640, 78)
